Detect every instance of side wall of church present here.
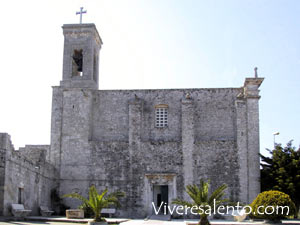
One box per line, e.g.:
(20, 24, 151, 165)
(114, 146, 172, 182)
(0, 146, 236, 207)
(0, 133, 57, 216)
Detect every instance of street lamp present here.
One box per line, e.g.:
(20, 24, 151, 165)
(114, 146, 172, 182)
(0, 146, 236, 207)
(273, 132, 280, 148)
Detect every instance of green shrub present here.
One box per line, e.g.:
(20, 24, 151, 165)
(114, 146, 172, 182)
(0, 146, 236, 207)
(250, 190, 296, 221)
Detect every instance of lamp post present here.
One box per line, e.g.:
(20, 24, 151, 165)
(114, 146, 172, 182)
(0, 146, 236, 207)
(273, 132, 280, 148)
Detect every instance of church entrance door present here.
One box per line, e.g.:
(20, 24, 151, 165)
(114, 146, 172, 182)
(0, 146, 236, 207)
(153, 185, 168, 214)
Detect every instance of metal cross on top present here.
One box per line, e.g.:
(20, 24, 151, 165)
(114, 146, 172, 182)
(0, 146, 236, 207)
(254, 67, 258, 78)
(76, 7, 87, 24)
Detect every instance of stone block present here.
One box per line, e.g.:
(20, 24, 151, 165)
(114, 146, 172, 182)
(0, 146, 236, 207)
(66, 209, 84, 219)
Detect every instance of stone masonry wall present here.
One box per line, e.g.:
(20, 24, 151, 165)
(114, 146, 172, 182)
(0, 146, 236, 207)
(56, 87, 246, 218)
(194, 141, 239, 200)
(92, 88, 240, 142)
(0, 133, 57, 216)
(59, 139, 238, 218)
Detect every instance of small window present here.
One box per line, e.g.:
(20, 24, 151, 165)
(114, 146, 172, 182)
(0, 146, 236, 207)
(155, 104, 168, 128)
(18, 187, 24, 204)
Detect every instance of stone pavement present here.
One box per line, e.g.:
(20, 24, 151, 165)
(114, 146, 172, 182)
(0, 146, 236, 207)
(119, 219, 300, 225)
(0, 219, 300, 225)
(121, 219, 186, 224)
(0, 222, 86, 225)
(0, 217, 127, 225)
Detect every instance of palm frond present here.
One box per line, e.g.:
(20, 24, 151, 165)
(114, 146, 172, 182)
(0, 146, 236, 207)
(62, 193, 89, 205)
(186, 185, 200, 203)
(172, 179, 228, 222)
(89, 186, 98, 210)
(208, 184, 227, 205)
(106, 191, 125, 208)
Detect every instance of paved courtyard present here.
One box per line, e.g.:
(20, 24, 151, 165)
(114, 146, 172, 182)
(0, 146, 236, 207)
(0, 220, 300, 225)
(0, 222, 86, 225)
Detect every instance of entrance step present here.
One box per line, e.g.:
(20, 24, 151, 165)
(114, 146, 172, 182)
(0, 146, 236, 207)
(149, 214, 171, 221)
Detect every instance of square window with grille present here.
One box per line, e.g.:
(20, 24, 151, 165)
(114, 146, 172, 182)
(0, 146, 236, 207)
(155, 105, 168, 128)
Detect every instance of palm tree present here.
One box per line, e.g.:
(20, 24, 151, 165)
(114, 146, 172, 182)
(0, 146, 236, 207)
(172, 179, 228, 225)
(63, 185, 125, 223)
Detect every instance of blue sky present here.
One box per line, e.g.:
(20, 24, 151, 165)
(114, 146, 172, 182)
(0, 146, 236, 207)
(0, 0, 299, 155)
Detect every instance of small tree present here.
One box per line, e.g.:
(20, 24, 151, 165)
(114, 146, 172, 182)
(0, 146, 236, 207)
(172, 179, 228, 225)
(63, 185, 125, 222)
(261, 141, 300, 215)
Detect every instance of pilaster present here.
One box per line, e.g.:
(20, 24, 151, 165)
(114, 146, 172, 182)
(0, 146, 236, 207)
(181, 97, 195, 200)
(128, 97, 143, 212)
(236, 77, 264, 203)
(235, 97, 248, 203)
(0, 133, 10, 215)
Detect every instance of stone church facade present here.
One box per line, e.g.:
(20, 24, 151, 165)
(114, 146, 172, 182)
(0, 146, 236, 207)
(0, 23, 263, 218)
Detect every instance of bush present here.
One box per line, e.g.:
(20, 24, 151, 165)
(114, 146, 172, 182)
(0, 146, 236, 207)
(250, 190, 296, 221)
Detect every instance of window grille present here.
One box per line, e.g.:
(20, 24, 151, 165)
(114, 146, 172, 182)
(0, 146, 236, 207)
(155, 105, 168, 128)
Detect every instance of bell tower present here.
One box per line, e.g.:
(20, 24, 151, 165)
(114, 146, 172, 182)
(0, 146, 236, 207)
(60, 23, 102, 89)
